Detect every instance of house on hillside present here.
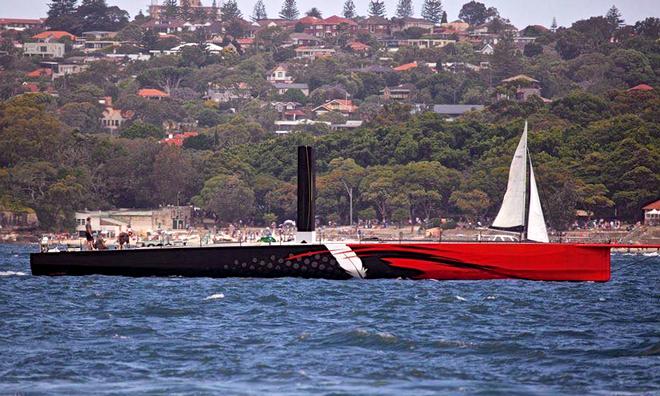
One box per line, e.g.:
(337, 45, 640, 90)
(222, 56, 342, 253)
(312, 99, 358, 117)
(478, 43, 494, 55)
(288, 32, 323, 47)
(23, 42, 65, 58)
(141, 19, 186, 34)
(643, 200, 660, 226)
(52, 63, 89, 78)
(272, 83, 309, 96)
(267, 64, 293, 84)
(271, 101, 304, 120)
(32, 30, 77, 41)
(381, 84, 415, 101)
(100, 97, 133, 134)
(0, 18, 44, 32)
(138, 88, 169, 100)
(400, 38, 455, 49)
(294, 47, 336, 60)
(204, 82, 251, 103)
(303, 15, 358, 39)
(428, 104, 485, 121)
(254, 19, 297, 29)
(391, 17, 435, 34)
(358, 16, 391, 37)
(497, 75, 549, 102)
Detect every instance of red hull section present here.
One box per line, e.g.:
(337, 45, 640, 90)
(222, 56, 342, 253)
(347, 243, 612, 281)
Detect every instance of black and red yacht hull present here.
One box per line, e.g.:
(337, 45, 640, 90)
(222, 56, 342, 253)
(30, 242, 614, 281)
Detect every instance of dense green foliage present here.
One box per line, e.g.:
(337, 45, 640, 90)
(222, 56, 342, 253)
(0, 7, 658, 231)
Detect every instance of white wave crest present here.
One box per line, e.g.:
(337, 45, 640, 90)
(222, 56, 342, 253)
(204, 293, 225, 300)
(455, 295, 467, 301)
(0, 271, 27, 276)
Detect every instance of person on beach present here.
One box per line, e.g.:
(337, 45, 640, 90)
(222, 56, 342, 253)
(85, 217, 94, 250)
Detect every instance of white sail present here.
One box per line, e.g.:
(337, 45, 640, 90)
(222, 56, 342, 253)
(492, 121, 528, 229)
(527, 159, 549, 242)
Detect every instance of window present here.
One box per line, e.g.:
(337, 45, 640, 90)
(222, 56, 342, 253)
(40, 46, 47, 52)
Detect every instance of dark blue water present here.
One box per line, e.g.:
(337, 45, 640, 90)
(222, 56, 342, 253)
(0, 244, 658, 395)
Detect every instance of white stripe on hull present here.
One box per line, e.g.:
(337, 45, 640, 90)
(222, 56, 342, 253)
(325, 244, 366, 279)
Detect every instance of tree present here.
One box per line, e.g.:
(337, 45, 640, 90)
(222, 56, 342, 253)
(422, 0, 443, 24)
(193, 174, 255, 224)
(141, 28, 158, 50)
(210, 0, 219, 20)
(368, 0, 386, 18)
(162, 0, 178, 20)
(193, 6, 208, 22)
(48, 0, 78, 19)
(72, 0, 130, 34)
(46, 0, 78, 31)
(136, 66, 193, 94)
(523, 42, 543, 57)
(395, 0, 413, 19)
(322, 158, 366, 225)
(152, 145, 197, 205)
(576, 182, 614, 219)
(180, 0, 192, 20)
(251, 0, 267, 21)
(634, 17, 660, 38)
(59, 102, 102, 132)
(360, 166, 399, 222)
(555, 29, 585, 60)
(606, 49, 654, 87)
(491, 34, 522, 82)
(458, 1, 498, 26)
(221, 0, 242, 20)
(342, 0, 356, 19)
(120, 121, 162, 139)
(279, 0, 299, 20)
(605, 5, 624, 29)
(450, 189, 490, 222)
(306, 7, 322, 18)
(394, 162, 460, 225)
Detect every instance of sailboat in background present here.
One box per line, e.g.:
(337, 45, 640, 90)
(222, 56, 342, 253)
(491, 121, 549, 242)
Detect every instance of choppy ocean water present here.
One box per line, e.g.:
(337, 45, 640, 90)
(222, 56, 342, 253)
(0, 244, 658, 395)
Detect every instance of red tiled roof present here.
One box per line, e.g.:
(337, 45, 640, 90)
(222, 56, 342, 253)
(643, 199, 660, 210)
(237, 38, 254, 45)
(138, 88, 169, 98)
(320, 15, 357, 26)
(298, 16, 321, 25)
(26, 68, 52, 78)
(32, 30, 76, 41)
(349, 41, 369, 51)
(160, 132, 199, 147)
(393, 62, 418, 72)
(22, 83, 39, 93)
(627, 84, 653, 92)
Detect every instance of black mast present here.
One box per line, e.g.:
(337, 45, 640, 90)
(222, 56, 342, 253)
(296, 146, 315, 234)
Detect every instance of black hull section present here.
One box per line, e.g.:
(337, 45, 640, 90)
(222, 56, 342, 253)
(30, 245, 418, 279)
